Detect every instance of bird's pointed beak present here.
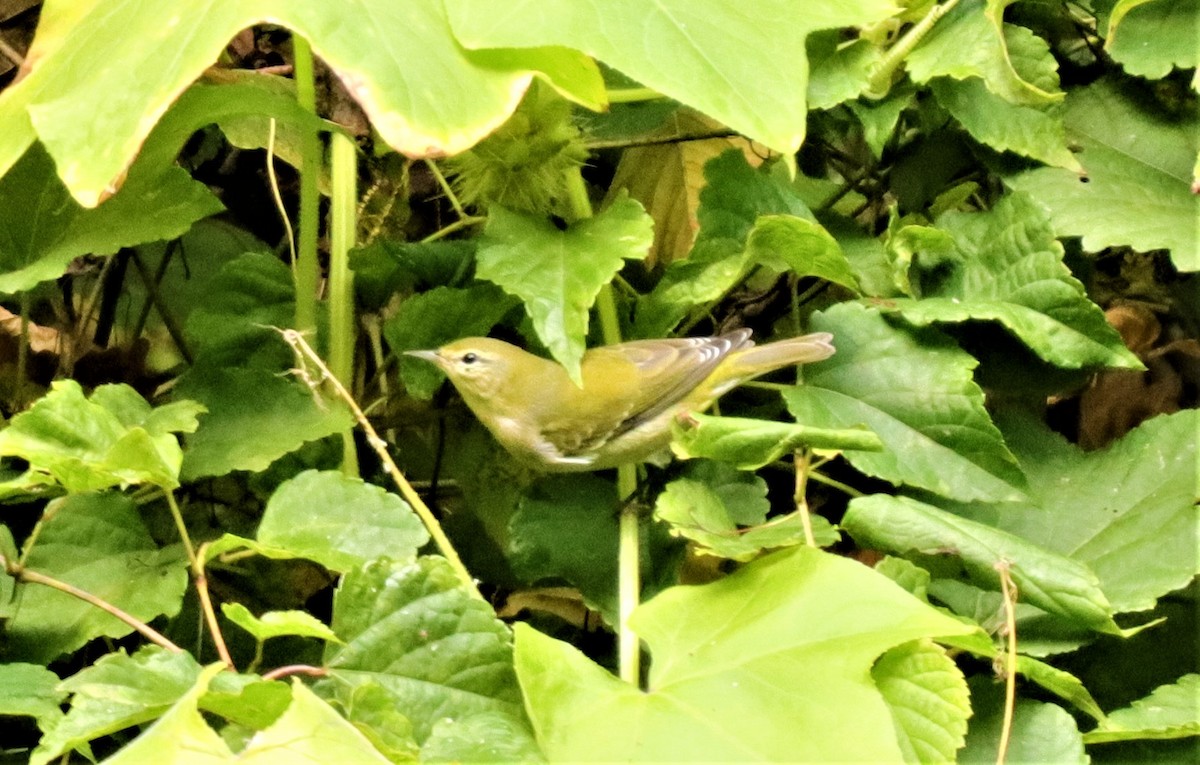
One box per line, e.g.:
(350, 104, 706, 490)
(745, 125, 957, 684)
(404, 349, 443, 366)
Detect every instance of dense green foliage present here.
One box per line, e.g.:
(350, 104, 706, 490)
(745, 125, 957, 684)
(0, 0, 1196, 762)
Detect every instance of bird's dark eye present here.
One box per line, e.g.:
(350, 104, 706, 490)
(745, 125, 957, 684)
(461, 352, 478, 365)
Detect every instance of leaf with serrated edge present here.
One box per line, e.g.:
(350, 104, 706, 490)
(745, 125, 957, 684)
(931, 77, 1080, 170)
(0, 381, 201, 492)
(786, 302, 1026, 502)
(1106, 0, 1199, 79)
(873, 640, 971, 764)
(321, 557, 525, 744)
(0, 664, 65, 727)
(655, 461, 839, 560)
(906, 0, 1063, 106)
(1085, 674, 1200, 743)
(1007, 78, 1199, 271)
(257, 470, 428, 573)
(29, 647, 201, 765)
(843, 494, 1124, 634)
(945, 409, 1199, 614)
(745, 215, 861, 291)
(5, 494, 188, 663)
(100, 665, 393, 764)
(887, 194, 1141, 370)
(476, 197, 652, 381)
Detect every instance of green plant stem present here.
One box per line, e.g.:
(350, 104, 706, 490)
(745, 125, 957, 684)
(421, 215, 487, 243)
(424, 158, 469, 219)
(266, 118, 298, 267)
(865, 0, 962, 99)
(2, 553, 183, 654)
(329, 131, 359, 474)
(261, 664, 328, 682)
(606, 87, 664, 104)
(292, 34, 321, 335)
(128, 248, 193, 365)
(279, 329, 482, 600)
(165, 494, 234, 667)
(15, 497, 66, 568)
(807, 470, 865, 498)
(793, 449, 817, 547)
(564, 165, 642, 686)
(996, 560, 1019, 765)
(14, 292, 29, 412)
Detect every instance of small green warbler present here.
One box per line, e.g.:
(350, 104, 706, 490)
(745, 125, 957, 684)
(407, 329, 834, 471)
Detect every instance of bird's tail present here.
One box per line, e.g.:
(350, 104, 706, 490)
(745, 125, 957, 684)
(723, 332, 835, 382)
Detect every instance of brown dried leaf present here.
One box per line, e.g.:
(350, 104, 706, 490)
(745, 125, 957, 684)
(605, 110, 764, 269)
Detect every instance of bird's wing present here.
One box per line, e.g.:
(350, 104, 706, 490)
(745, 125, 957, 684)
(536, 331, 752, 461)
(600, 330, 753, 440)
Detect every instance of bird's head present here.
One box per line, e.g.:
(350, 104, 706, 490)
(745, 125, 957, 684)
(406, 337, 526, 400)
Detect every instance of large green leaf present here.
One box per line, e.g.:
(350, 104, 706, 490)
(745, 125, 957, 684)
(448, 0, 899, 154)
(515, 546, 973, 762)
(101, 665, 392, 764)
(5, 493, 188, 663)
(1007, 78, 1200, 272)
(960, 678, 1087, 764)
(1105, 0, 1200, 79)
(475, 197, 653, 382)
(0, 0, 603, 206)
(906, 0, 1063, 106)
(0, 663, 64, 727)
(0, 143, 221, 295)
(873, 640, 972, 764)
(257, 470, 429, 573)
(422, 712, 545, 763)
(886, 193, 1141, 370)
(1085, 674, 1200, 743)
(178, 368, 352, 481)
(654, 460, 839, 561)
(945, 409, 1199, 614)
(0, 381, 203, 493)
(930, 77, 1079, 170)
(183, 251, 296, 370)
(786, 302, 1027, 502)
(843, 494, 1124, 634)
(384, 285, 519, 400)
(320, 557, 526, 744)
(30, 647, 203, 765)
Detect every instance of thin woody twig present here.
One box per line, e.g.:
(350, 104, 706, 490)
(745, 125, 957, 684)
(3, 555, 183, 654)
(995, 560, 1019, 765)
(277, 328, 482, 599)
